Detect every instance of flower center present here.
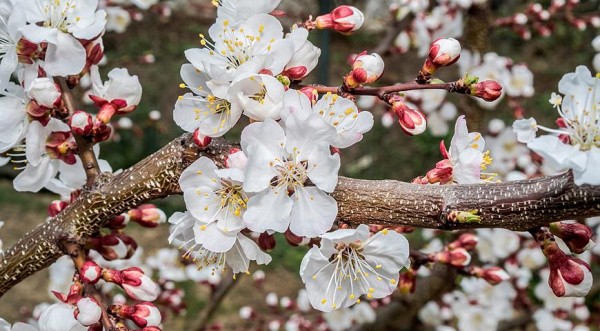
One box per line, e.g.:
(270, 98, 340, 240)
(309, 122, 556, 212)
(271, 159, 308, 192)
(215, 179, 248, 217)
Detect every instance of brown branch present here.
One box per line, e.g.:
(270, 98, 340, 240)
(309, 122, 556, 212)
(56, 77, 101, 185)
(304, 81, 462, 99)
(1, 134, 600, 297)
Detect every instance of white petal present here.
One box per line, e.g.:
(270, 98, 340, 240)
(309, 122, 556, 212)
(43, 31, 86, 76)
(194, 222, 237, 253)
(289, 187, 337, 238)
(244, 188, 292, 233)
(179, 156, 221, 191)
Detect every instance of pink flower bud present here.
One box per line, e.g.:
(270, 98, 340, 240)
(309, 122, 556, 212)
(69, 111, 94, 136)
(473, 266, 510, 285)
(104, 267, 160, 301)
(345, 52, 384, 88)
(426, 159, 453, 184)
(89, 233, 137, 261)
(80, 261, 103, 284)
(544, 243, 593, 297)
(315, 5, 364, 34)
(48, 200, 68, 217)
(470, 80, 503, 101)
(111, 302, 162, 327)
(193, 129, 212, 148)
(258, 232, 276, 251)
(434, 248, 471, 267)
(393, 102, 427, 136)
(91, 120, 113, 143)
(549, 222, 595, 254)
(129, 204, 166, 228)
(107, 213, 131, 230)
(448, 233, 479, 251)
(299, 86, 318, 105)
(74, 297, 102, 326)
(27, 77, 62, 109)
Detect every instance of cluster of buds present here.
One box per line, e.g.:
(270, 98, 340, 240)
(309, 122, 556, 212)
(315, 5, 364, 35)
(549, 222, 595, 254)
(52, 282, 103, 328)
(386, 94, 427, 136)
(87, 232, 138, 261)
(344, 52, 385, 88)
(68, 110, 113, 143)
(540, 238, 593, 297)
(417, 38, 461, 83)
(127, 204, 167, 228)
(82, 261, 160, 302)
(109, 302, 162, 328)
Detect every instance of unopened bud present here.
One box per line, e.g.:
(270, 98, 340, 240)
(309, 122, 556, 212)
(110, 302, 161, 328)
(107, 213, 131, 230)
(315, 5, 364, 35)
(103, 267, 160, 302)
(448, 233, 479, 251)
(239, 306, 255, 320)
(91, 120, 113, 143)
(392, 102, 427, 136)
(345, 52, 384, 88)
(48, 200, 68, 217)
(80, 261, 103, 284)
(69, 111, 94, 136)
(472, 266, 510, 285)
(434, 248, 471, 267)
(419, 38, 461, 79)
(193, 129, 212, 148)
(74, 297, 102, 326)
(258, 232, 276, 251)
(541, 241, 592, 297)
(470, 80, 503, 102)
(549, 222, 595, 254)
(129, 204, 166, 228)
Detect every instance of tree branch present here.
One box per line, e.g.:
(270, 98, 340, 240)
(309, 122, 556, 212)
(1, 133, 600, 297)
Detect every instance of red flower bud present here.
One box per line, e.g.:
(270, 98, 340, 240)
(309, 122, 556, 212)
(433, 248, 471, 267)
(107, 213, 131, 230)
(103, 267, 160, 302)
(549, 222, 595, 254)
(80, 261, 103, 284)
(426, 159, 453, 184)
(315, 5, 364, 34)
(470, 80, 503, 102)
(258, 232, 276, 251)
(472, 266, 510, 285)
(111, 302, 161, 328)
(193, 129, 212, 148)
(48, 200, 68, 217)
(69, 111, 94, 136)
(543, 242, 593, 297)
(128, 204, 166, 228)
(393, 103, 427, 136)
(448, 233, 479, 251)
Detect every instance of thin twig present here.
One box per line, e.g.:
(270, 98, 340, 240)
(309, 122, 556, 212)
(55, 77, 101, 185)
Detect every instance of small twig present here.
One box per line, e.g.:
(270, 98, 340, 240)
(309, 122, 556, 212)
(55, 77, 101, 185)
(300, 81, 461, 100)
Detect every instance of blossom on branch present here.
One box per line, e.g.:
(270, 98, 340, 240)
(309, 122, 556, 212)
(300, 224, 410, 312)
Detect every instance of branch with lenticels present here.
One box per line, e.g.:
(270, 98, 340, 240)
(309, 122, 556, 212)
(0, 133, 599, 297)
